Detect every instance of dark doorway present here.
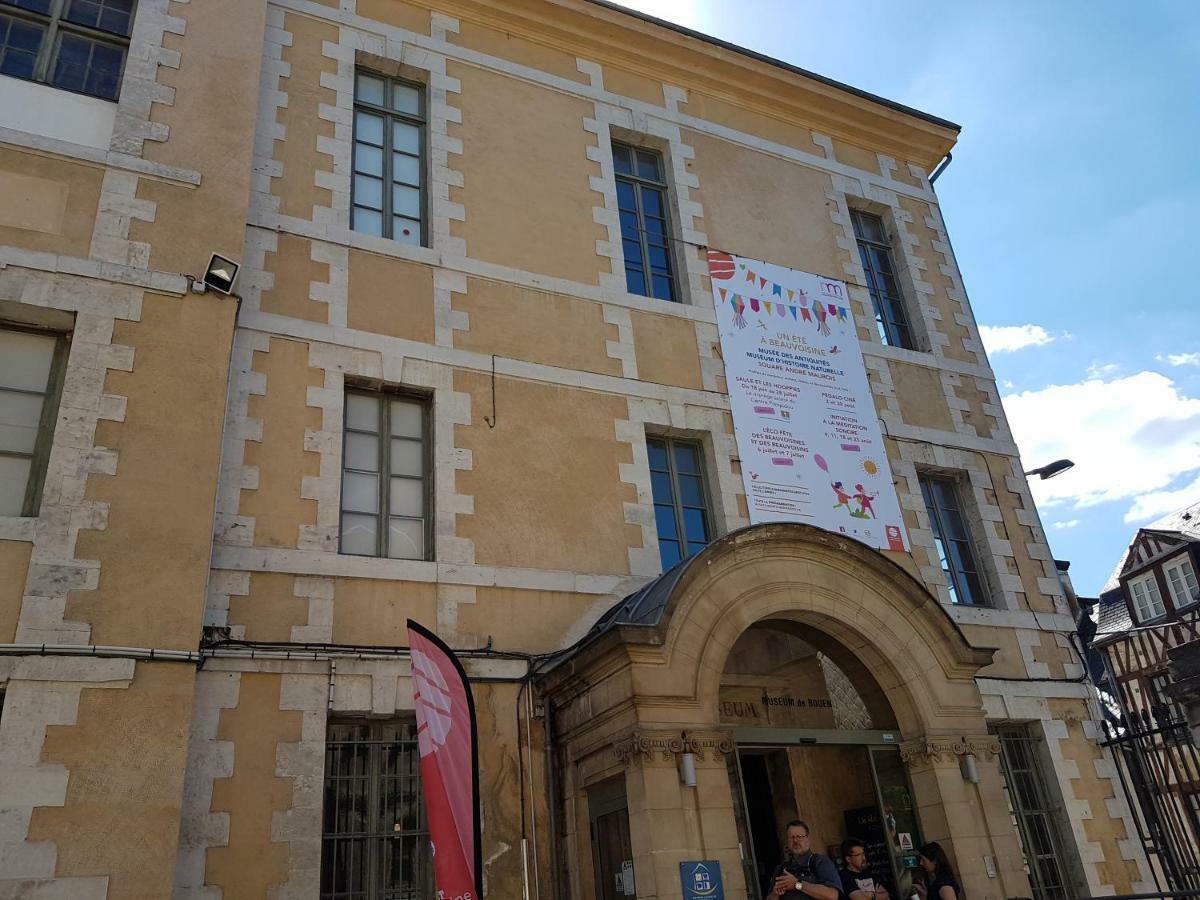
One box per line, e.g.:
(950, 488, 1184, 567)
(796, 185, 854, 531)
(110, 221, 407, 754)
(589, 776, 635, 900)
(740, 751, 789, 897)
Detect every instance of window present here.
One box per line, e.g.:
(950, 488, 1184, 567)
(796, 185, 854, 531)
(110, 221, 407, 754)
(919, 474, 987, 606)
(1, 325, 66, 517)
(613, 141, 677, 302)
(341, 390, 430, 560)
(648, 437, 711, 569)
(1129, 571, 1166, 622)
(321, 718, 433, 900)
(0, 0, 134, 101)
(352, 70, 425, 246)
(993, 725, 1078, 900)
(850, 209, 915, 349)
(1148, 672, 1186, 727)
(1164, 556, 1199, 609)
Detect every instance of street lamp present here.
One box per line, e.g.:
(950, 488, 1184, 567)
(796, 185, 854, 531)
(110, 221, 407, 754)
(1024, 459, 1074, 480)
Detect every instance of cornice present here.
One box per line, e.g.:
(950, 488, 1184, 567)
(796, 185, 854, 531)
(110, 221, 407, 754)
(612, 728, 735, 767)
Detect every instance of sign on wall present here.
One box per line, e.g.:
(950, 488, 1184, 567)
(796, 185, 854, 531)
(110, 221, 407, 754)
(708, 252, 909, 552)
(681, 860, 725, 900)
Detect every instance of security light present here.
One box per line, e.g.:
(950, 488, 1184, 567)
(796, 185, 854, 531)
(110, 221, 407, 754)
(1024, 459, 1074, 480)
(203, 254, 240, 295)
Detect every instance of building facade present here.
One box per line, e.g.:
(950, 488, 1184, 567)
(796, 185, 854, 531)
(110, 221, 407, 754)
(0, 1, 1151, 898)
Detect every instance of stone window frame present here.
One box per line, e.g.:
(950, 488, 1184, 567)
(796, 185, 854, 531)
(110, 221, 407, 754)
(0, 320, 70, 519)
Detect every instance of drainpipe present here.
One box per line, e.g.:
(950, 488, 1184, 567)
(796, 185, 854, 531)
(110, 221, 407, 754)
(543, 693, 562, 900)
(929, 152, 953, 184)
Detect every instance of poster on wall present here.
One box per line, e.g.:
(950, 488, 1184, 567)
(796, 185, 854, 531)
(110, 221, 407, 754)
(708, 251, 909, 552)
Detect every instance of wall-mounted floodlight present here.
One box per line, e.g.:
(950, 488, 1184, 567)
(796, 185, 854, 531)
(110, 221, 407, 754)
(203, 253, 240, 295)
(1024, 459, 1074, 481)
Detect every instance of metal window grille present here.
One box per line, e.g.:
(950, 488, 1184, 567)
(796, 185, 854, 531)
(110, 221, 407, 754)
(919, 473, 987, 606)
(850, 209, 915, 349)
(321, 719, 433, 900)
(0, 0, 134, 101)
(612, 141, 678, 302)
(340, 389, 431, 560)
(0, 325, 68, 517)
(647, 437, 712, 568)
(993, 725, 1075, 900)
(352, 70, 426, 246)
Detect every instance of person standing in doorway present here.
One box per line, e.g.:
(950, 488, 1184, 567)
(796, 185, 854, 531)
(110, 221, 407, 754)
(914, 842, 960, 900)
(766, 820, 841, 900)
(839, 838, 890, 900)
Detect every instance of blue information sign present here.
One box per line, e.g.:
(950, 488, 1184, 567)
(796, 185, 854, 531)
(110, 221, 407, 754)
(681, 860, 724, 900)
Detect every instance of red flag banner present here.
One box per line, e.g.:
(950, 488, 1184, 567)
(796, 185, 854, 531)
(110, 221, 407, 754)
(407, 619, 481, 900)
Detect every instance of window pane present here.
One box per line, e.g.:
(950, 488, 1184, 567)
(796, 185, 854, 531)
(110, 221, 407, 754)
(618, 210, 640, 240)
(392, 184, 420, 217)
(622, 239, 644, 269)
(672, 443, 699, 474)
(611, 143, 633, 175)
(390, 400, 422, 438)
(390, 439, 422, 478)
(654, 503, 677, 539)
(641, 190, 663, 217)
(0, 15, 44, 80)
(649, 471, 673, 505)
(346, 394, 379, 432)
(625, 267, 646, 296)
(344, 431, 379, 471)
(84, 40, 123, 100)
(392, 152, 420, 186)
(389, 477, 423, 517)
(682, 507, 708, 543)
(647, 245, 670, 273)
(353, 176, 383, 209)
(355, 111, 384, 145)
(8, 0, 54, 13)
(392, 217, 421, 245)
(352, 207, 383, 235)
(391, 82, 420, 115)
(354, 143, 383, 177)
(651, 274, 674, 301)
(0, 454, 31, 515)
(0, 390, 46, 454)
(342, 471, 379, 514)
(0, 330, 56, 392)
(340, 512, 378, 555)
(615, 181, 637, 211)
(659, 539, 681, 568)
(678, 474, 703, 507)
(387, 518, 423, 559)
(356, 72, 385, 106)
(646, 440, 668, 471)
(52, 33, 123, 101)
(65, 0, 133, 35)
(636, 150, 661, 181)
(393, 121, 420, 154)
(853, 211, 886, 243)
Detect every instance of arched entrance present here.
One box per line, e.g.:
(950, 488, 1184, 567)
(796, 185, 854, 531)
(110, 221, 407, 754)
(540, 524, 1031, 900)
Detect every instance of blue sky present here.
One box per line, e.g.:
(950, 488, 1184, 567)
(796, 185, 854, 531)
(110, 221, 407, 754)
(614, 0, 1200, 595)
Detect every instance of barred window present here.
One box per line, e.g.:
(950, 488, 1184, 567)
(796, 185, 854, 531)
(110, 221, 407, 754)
(340, 390, 430, 560)
(613, 141, 677, 302)
(0, 0, 135, 101)
(321, 719, 434, 900)
(352, 70, 426, 246)
(850, 209, 916, 350)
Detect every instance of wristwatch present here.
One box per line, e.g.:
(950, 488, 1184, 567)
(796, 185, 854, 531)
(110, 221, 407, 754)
(798, 881, 805, 895)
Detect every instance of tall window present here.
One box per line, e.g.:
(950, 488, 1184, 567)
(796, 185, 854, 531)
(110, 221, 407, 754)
(993, 725, 1077, 900)
(613, 141, 677, 302)
(850, 209, 915, 349)
(1, 325, 66, 517)
(352, 70, 425, 246)
(341, 390, 430, 560)
(648, 437, 711, 568)
(0, 0, 134, 101)
(321, 719, 433, 900)
(1128, 571, 1166, 622)
(919, 474, 986, 606)
(1164, 556, 1199, 609)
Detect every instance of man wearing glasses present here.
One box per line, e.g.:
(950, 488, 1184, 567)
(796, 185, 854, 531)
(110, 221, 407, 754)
(839, 838, 891, 900)
(766, 820, 841, 900)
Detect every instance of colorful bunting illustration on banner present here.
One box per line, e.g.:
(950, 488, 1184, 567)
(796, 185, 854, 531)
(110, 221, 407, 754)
(706, 249, 856, 334)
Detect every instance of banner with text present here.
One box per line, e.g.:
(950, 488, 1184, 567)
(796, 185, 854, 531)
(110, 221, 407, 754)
(708, 251, 909, 552)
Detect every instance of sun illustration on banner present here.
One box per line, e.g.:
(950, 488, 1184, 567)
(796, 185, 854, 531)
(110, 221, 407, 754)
(412, 645, 454, 758)
(862, 459, 879, 476)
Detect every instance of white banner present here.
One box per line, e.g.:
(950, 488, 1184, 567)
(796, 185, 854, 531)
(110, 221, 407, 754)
(708, 251, 908, 552)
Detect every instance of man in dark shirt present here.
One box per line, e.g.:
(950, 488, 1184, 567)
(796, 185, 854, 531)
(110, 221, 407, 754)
(839, 838, 890, 900)
(766, 820, 841, 900)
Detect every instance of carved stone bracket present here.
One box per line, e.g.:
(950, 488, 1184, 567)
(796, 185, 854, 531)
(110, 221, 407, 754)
(613, 730, 735, 767)
(900, 736, 1001, 766)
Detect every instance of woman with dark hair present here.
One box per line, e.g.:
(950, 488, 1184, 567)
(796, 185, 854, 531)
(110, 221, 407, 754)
(914, 842, 960, 900)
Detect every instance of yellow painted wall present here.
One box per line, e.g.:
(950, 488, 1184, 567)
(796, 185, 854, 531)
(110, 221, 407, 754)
(448, 62, 605, 284)
(261, 232, 331, 324)
(0, 539, 32, 643)
(332, 579, 439, 645)
(450, 19, 586, 82)
(630, 310, 703, 391)
(348, 250, 436, 343)
(0, 150, 102, 257)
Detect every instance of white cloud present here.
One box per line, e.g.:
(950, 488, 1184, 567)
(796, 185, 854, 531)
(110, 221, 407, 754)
(978, 324, 1054, 354)
(1051, 519, 1080, 529)
(1002, 371, 1200, 520)
(1156, 352, 1200, 367)
(1124, 472, 1200, 523)
(1086, 361, 1120, 379)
